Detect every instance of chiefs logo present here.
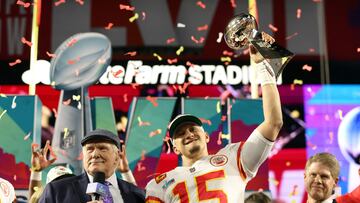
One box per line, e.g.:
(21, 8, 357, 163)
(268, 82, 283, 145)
(155, 173, 167, 184)
(210, 155, 228, 167)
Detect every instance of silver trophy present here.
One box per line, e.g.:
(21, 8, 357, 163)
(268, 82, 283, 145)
(224, 13, 294, 79)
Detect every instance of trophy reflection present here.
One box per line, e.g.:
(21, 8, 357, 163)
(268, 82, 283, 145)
(224, 13, 294, 79)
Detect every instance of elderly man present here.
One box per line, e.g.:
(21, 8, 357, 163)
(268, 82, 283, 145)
(304, 152, 339, 203)
(40, 129, 145, 203)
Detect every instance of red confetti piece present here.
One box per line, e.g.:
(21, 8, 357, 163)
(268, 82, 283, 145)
(105, 23, 114, 30)
(199, 118, 212, 125)
(309, 48, 315, 53)
(268, 24, 278, 32)
(197, 24, 208, 31)
(357, 48, 360, 53)
(137, 162, 146, 171)
(296, 9, 302, 19)
(302, 64, 312, 71)
(63, 99, 71, 105)
(221, 115, 227, 121)
(67, 38, 77, 47)
(75, 0, 84, 5)
(111, 69, 123, 78)
(230, 0, 236, 8)
(217, 132, 222, 145)
(9, 59, 21, 66)
(54, 0, 65, 6)
(46, 51, 56, 58)
(191, 36, 205, 44)
(67, 58, 79, 65)
(149, 129, 162, 137)
(286, 32, 298, 40)
(222, 50, 233, 56)
(146, 96, 158, 107)
(166, 37, 175, 44)
(196, 1, 206, 9)
(186, 61, 195, 67)
(167, 58, 178, 64)
(141, 150, 146, 161)
(216, 32, 223, 43)
(21, 37, 32, 47)
(131, 83, 139, 89)
(16, 0, 31, 8)
(119, 4, 135, 11)
(124, 51, 137, 56)
(142, 12, 146, 20)
(123, 94, 128, 103)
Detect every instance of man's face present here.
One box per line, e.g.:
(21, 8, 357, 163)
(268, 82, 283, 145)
(304, 162, 338, 201)
(82, 141, 119, 178)
(172, 123, 209, 159)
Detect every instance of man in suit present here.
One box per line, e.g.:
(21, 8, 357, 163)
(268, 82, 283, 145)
(304, 152, 339, 203)
(39, 129, 145, 203)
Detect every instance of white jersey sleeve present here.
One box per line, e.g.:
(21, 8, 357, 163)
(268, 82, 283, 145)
(145, 173, 167, 203)
(240, 129, 274, 179)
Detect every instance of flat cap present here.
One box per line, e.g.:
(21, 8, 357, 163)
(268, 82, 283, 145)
(81, 129, 120, 148)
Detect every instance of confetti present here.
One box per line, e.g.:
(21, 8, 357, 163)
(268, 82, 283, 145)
(177, 23, 186, 28)
(137, 117, 151, 126)
(230, 0, 236, 8)
(309, 48, 315, 53)
(166, 37, 175, 44)
(216, 101, 221, 113)
(105, 23, 114, 30)
(11, 96, 17, 109)
(75, 0, 84, 5)
(123, 94, 128, 103)
(186, 61, 195, 67)
(167, 58, 178, 64)
(357, 48, 360, 53)
(296, 9, 302, 19)
(67, 38, 77, 47)
(153, 53, 162, 61)
(268, 24, 278, 32)
(0, 94, 7, 98)
(199, 118, 212, 125)
(176, 46, 184, 55)
(141, 150, 146, 161)
(196, 1, 206, 9)
(16, 0, 31, 8)
(54, 0, 65, 7)
(216, 32, 223, 43)
(46, 51, 56, 58)
(24, 132, 31, 140)
(129, 13, 139, 23)
(63, 99, 71, 105)
(149, 129, 162, 137)
(222, 50, 233, 56)
(302, 64, 312, 71)
(142, 12, 146, 20)
(137, 162, 146, 171)
(197, 24, 208, 31)
(67, 58, 79, 65)
(293, 79, 303, 85)
(338, 110, 343, 120)
(0, 110, 7, 119)
(72, 95, 81, 101)
(217, 132, 223, 145)
(286, 32, 298, 40)
(220, 57, 231, 63)
(131, 83, 139, 89)
(77, 102, 82, 109)
(119, 4, 135, 11)
(21, 37, 32, 47)
(146, 96, 158, 107)
(63, 128, 69, 139)
(124, 51, 137, 56)
(9, 59, 21, 66)
(191, 36, 205, 44)
(111, 69, 123, 78)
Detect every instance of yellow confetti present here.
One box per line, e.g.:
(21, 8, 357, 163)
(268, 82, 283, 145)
(63, 128, 69, 139)
(338, 109, 343, 120)
(216, 101, 221, 113)
(0, 110, 7, 119)
(176, 46, 184, 55)
(221, 133, 230, 140)
(72, 95, 81, 101)
(51, 81, 56, 86)
(0, 93, 7, 98)
(137, 116, 142, 123)
(293, 79, 303, 85)
(220, 57, 231, 62)
(129, 13, 139, 23)
(153, 53, 162, 61)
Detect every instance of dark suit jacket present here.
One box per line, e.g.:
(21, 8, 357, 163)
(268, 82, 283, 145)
(39, 173, 145, 203)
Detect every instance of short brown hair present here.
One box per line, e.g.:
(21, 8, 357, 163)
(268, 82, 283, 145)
(245, 192, 271, 203)
(305, 152, 340, 179)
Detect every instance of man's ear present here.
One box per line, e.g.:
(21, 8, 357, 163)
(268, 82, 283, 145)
(173, 144, 181, 155)
(205, 133, 210, 143)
